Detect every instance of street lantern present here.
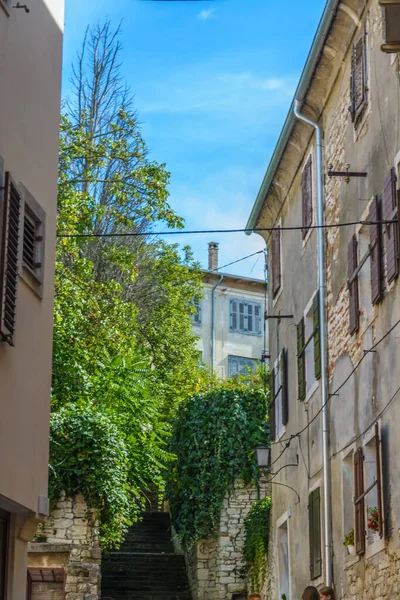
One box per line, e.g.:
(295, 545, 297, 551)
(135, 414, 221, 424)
(379, 0, 400, 52)
(255, 446, 270, 470)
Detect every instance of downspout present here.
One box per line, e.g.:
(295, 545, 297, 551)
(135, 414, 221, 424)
(293, 100, 332, 587)
(211, 275, 224, 372)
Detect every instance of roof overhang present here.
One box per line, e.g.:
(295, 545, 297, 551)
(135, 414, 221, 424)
(245, 0, 341, 234)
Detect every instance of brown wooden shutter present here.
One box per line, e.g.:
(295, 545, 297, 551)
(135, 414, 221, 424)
(313, 291, 321, 379)
(309, 488, 322, 580)
(281, 348, 289, 425)
(269, 366, 276, 442)
(0, 172, 21, 346)
(350, 31, 368, 124)
(375, 423, 384, 538)
(369, 196, 384, 305)
(348, 234, 360, 334)
(354, 447, 366, 556)
(302, 155, 313, 238)
(297, 318, 306, 401)
(271, 229, 281, 297)
(383, 168, 399, 282)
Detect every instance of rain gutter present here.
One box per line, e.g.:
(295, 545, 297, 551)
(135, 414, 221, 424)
(245, 0, 341, 233)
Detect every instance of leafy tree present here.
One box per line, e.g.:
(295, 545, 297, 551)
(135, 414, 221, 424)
(168, 379, 268, 547)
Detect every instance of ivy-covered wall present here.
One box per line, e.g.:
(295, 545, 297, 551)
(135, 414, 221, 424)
(186, 481, 269, 600)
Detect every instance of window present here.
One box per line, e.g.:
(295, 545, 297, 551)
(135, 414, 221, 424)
(196, 350, 203, 365)
(342, 451, 355, 557)
(27, 569, 64, 600)
(302, 154, 313, 238)
(277, 519, 290, 600)
(354, 424, 384, 556)
(20, 184, 46, 297)
(350, 28, 368, 126)
(271, 226, 281, 297)
(383, 168, 399, 283)
(380, 1, 400, 52)
(309, 487, 322, 580)
(192, 301, 202, 326)
(229, 299, 262, 336)
(228, 355, 258, 378)
(0, 172, 21, 346)
(0, 510, 8, 600)
(270, 349, 288, 441)
(297, 291, 321, 401)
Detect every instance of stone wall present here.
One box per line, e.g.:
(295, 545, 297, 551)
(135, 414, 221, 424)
(28, 492, 101, 600)
(186, 481, 269, 600)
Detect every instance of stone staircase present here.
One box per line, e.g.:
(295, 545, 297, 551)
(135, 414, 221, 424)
(101, 512, 192, 600)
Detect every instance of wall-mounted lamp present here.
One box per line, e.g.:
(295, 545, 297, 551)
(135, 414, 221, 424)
(255, 446, 271, 470)
(379, 0, 400, 52)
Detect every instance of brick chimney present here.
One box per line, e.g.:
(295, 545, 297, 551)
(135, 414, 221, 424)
(208, 242, 219, 271)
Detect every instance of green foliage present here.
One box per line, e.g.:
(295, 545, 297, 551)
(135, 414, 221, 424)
(243, 497, 271, 593)
(168, 381, 268, 547)
(49, 405, 136, 549)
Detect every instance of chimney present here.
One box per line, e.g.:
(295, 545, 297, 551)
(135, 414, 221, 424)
(208, 242, 219, 271)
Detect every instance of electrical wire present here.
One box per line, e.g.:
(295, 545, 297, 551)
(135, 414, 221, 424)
(56, 219, 398, 239)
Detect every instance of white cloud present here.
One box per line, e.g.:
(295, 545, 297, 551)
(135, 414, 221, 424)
(197, 8, 216, 21)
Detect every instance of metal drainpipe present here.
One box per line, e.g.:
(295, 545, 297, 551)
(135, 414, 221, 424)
(293, 100, 332, 587)
(211, 275, 224, 372)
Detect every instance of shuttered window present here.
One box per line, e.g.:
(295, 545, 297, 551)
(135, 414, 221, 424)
(192, 301, 201, 325)
(271, 228, 281, 297)
(350, 29, 368, 125)
(354, 447, 366, 556)
(369, 196, 384, 305)
(312, 291, 321, 379)
(297, 318, 306, 401)
(348, 234, 360, 334)
(302, 154, 313, 238)
(309, 487, 322, 580)
(270, 349, 288, 440)
(20, 185, 46, 297)
(0, 172, 21, 346)
(230, 299, 262, 336)
(383, 168, 399, 283)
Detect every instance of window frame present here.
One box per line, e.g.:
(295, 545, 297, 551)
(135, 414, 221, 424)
(350, 26, 369, 127)
(308, 484, 322, 581)
(301, 149, 315, 245)
(272, 218, 282, 304)
(276, 511, 291, 600)
(229, 298, 262, 336)
(19, 184, 46, 299)
(227, 355, 258, 379)
(192, 300, 202, 326)
(297, 291, 321, 402)
(341, 446, 357, 562)
(27, 568, 65, 600)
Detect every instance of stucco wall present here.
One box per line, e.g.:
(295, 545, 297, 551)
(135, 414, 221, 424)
(186, 482, 269, 600)
(28, 493, 101, 599)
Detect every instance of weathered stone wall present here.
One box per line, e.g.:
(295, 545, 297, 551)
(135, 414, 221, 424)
(186, 482, 269, 600)
(28, 492, 101, 599)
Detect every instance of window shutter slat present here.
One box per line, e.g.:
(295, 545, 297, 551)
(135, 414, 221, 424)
(302, 156, 313, 238)
(354, 447, 366, 555)
(308, 492, 314, 579)
(383, 168, 399, 282)
(313, 290, 321, 379)
(0, 172, 21, 346)
(369, 196, 384, 305)
(272, 229, 281, 297)
(269, 367, 276, 442)
(281, 348, 289, 425)
(297, 318, 306, 401)
(309, 488, 322, 580)
(375, 423, 384, 538)
(348, 234, 360, 334)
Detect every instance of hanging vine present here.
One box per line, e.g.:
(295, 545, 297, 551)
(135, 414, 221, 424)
(242, 496, 272, 593)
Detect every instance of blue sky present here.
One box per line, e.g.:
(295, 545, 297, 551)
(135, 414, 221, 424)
(62, 0, 326, 279)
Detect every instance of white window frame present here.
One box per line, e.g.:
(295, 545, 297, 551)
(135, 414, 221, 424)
(229, 298, 262, 336)
(355, 198, 377, 332)
(273, 353, 285, 441)
(301, 147, 316, 249)
(192, 300, 202, 326)
(362, 422, 385, 559)
(340, 444, 359, 565)
(303, 291, 319, 402)
(276, 510, 292, 600)
(228, 355, 258, 379)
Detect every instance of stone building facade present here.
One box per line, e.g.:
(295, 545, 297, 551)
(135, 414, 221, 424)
(27, 493, 101, 599)
(246, 1, 400, 598)
(186, 482, 269, 600)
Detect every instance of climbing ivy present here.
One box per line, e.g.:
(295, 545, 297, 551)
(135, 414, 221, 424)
(168, 380, 268, 547)
(242, 496, 272, 593)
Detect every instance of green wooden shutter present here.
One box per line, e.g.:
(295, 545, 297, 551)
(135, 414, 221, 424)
(313, 291, 321, 379)
(297, 318, 306, 401)
(309, 488, 322, 580)
(269, 367, 276, 442)
(383, 168, 399, 283)
(281, 348, 289, 425)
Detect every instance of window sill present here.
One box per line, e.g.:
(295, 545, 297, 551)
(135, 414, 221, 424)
(272, 286, 283, 308)
(365, 537, 385, 560)
(305, 380, 319, 403)
(19, 266, 43, 299)
(301, 224, 315, 251)
(276, 427, 286, 442)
